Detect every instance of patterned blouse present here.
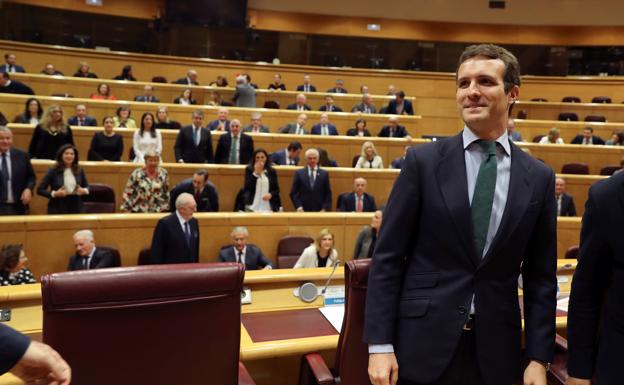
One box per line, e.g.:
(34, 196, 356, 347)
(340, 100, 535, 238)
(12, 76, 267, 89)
(120, 167, 170, 213)
(0, 268, 36, 286)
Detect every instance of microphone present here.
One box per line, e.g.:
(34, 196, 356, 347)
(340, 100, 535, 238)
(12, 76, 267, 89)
(321, 261, 340, 295)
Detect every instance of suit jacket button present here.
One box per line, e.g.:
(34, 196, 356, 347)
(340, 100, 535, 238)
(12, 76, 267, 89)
(458, 306, 466, 315)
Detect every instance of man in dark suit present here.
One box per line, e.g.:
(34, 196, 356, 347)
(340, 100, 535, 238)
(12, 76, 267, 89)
(0, 73, 33, 95)
(337, 177, 377, 212)
(67, 104, 97, 127)
(385, 90, 414, 115)
(169, 169, 219, 212)
(173, 69, 199, 85)
(290, 148, 332, 212)
(318, 94, 343, 112)
(1, 54, 25, 73)
(174, 110, 213, 164)
(566, 172, 624, 385)
(366, 44, 556, 385)
(218, 226, 272, 270)
(570, 126, 605, 145)
(214, 119, 254, 165)
(67, 230, 116, 270)
(351, 94, 377, 114)
(207, 108, 231, 131)
(134, 85, 159, 103)
(555, 177, 576, 216)
(286, 93, 312, 111)
(280, 113, 308, 135)
(0, 127, 35, 215)
(377, 116, 409, 138)
(327, 79, 348, 94)
(243, 112, 270, 133)
(310, 113, 339, 136)
(270, 141, 302, 166)
(296, 75, 317, 93)
(150, 193, 199, 264)
(41, 63, 63, 76)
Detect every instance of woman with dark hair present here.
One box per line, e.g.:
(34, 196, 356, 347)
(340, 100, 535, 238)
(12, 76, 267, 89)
(113, 65, 136, 81)
(209, 75, 228, 87)
(242, 148, 281, 212)
(90, 83, 117, 100)
(132, 112, 162, 163)
(113, 105, 137, 128)
(37, 144, 89, 214)
(154, 106, 180, 130)
(28, 104, 74, 160)
(0, 245, 35, 286)
(346, 118, 371, 137)
(173, 88, 197, 105)
(14, 98, 43, 125)
(88, 116, 124, 161)
(317, 148, 338, 167)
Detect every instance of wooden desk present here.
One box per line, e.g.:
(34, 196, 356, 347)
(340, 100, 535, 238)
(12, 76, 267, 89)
(515, 100, 624, 124)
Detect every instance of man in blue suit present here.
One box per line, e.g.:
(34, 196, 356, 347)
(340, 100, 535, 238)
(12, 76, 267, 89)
(366, 44, 556, 385)
(290, 148, 332, 212)
(67, 104, 97, 126)
(337, 177, 377, 212)
(310, 113, 339, 136)
(385, 90, 414, 115)
(296, 75, 317, 93)
(150, 193, 199, 264)
(1, 53, 25, 73)
(218, 226, 272, 270)
(270, 141, 302, 166)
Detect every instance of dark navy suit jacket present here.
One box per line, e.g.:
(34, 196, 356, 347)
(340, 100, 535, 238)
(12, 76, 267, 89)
(337, 192, 377, 212)
(290, 167, 332, 211)
(218, 244, 272, 270)
(310, 124, 339, 136)
(68, 116, 97, 127)
(150, 213, 199, 264)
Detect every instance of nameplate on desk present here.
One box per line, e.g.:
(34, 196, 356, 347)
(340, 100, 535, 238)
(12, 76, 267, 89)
(323, 285, 345, 307)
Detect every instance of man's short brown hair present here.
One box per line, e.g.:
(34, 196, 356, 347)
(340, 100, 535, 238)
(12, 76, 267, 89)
(457, 44, 521, 93)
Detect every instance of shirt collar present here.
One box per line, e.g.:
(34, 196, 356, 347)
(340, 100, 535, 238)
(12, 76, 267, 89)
(462, 125, 511, 156)
(233, 246, 246, 255)
(175, 210, 189, 227)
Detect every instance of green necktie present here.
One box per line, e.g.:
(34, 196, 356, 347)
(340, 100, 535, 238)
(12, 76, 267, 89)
(471, 140, 497, 258)
(229, 136, 239, 164)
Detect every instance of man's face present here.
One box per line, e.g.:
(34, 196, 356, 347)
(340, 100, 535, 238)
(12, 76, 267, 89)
(297, 114, 307, 126)
(364, 95, 372, 105)
(44, 64, 55, 74)
(230, 121, 241, 135)
(192, 174, 206, 191)
(192, 114, 203, 127)
(507, 118, 515, 132)
(389, 118, 398, 128)
(251, 117, 261, 127)
(304, 75, 311, 85)
(0, 131, 13, 153)
(354, 178, 366, 195)
(307, 153, 319, 168)
(555, 179, 565, 195)
(296, 95, 306, 105)
(324, 96, 333, 105)
(74, 236, 95, 257)
(232, 232, 247, 251)
(218, 109, 228, 120)
(320, 114, 328, 124)
(178, 200, 197, 221)
(289, 148, 301, 159)
(456, 56, 517, 136)
(189, 72, 197, 82)
(75, 105, 87, 118)
(5, 54, 15, 65)
(583, 129, 592, 139)
(144, 86, 153, 96)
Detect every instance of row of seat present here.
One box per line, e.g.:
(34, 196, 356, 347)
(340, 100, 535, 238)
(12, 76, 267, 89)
(532, 96, 614, 104)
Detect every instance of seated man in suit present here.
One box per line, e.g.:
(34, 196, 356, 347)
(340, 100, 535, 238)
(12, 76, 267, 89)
(280, 113, 308, 135)
(150, 193, 199, 264)
(214, 119, 254, 164)
(378, 116, 409, 138)
(41, 63, 63, 76)
(174, 109, 213, 164)
(310, 113, 339, 136)
(390, 145, 411, 169)
(207, 107, 231, 131)
(134, 85, 159, 103)
(67, 104, 97, 126)
(243, 112, 270, 133)
(351, 93, 377, 114)
(218, 226, 272, 270)
(507, 118, 523, 142)
(353, 209, 383, 259)
(326, 79, 348, 94)
(1, 53, 25, 73)
(290, 148, 332, 212)
(68, 230, 116, 270)
(555, 177, 576, 216)
(0, 126, 35, 215)
(296, 75, 316, 93)
(173, 69, 199, 85)
(286, 93, 312, 111)
(385, 90, 414, 115)
(0, 73, 33, 95)
(318, 94, 343, 112)
(337, 177, 377, 212)
(169, 169, 219, 212)
(270, 141, 302, 166)
(571, 126, 605, 145)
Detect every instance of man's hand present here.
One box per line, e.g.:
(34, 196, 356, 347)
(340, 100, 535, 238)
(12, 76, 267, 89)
(565, 377, 591, 385)
(524, 360, 547, 385)
(20, 188, 32, 205)
(10, 340, 71, 385)
(369, 353, 398, 385)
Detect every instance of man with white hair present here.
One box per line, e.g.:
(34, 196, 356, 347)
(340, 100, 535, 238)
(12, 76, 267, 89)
(243, 112, 270, 133)
(214, 119, 254, 164)
(378, 116, 408, 138)
(0, 126, 35, 215)
(286, 93, 311, 111)
(218, 226, 272, 270)
(233, 75, 256, 108)
(207, 107, 231, 131)
(173, 69, 199, 85)
(290, 148, 332, 212)
(150, 193, 199, 264)
(352, 93, 377, 114)
(67, 230, 116, 270)
(280, 113, 308, 135)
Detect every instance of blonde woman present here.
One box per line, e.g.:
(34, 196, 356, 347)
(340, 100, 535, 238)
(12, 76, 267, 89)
(294, 229, 339, 268)
(28, 104, 74, 159)
(539, 127, 564, 144)
(355, 141, 384, 169)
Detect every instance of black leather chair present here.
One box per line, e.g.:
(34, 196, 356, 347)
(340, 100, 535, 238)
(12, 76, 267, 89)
(591, 96, 611, 104)
(96, 245, 121, 267)
(600, 165, 621, 175)
(558, 112, 579, 121)
(561, 163, 590, 175)
(82, 183, 115, 213)
(561, 96, 581, 103)
(584, 115, 606, 122)
(564, 245, 579, 260)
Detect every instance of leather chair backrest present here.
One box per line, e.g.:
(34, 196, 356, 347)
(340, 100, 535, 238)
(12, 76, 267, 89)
(42, 263, 244, 385)
(564, 246, 580, 260)
(137, 247, 151, 265)
(561, 96, 581, 103)
(532, 135, 545, 143)
(558, 112, 579, 121)
(96, 245, 121, 267)
(530, 98, 548, 102)
(561, 162, 589, 175)
(333, 258, 372, 385)
(277, 236, 314, 269)
(82, 183, 115, 213)
(591, 96, 611, 103)
(600, 165, 621, 176)
(584, 115, 606, 122)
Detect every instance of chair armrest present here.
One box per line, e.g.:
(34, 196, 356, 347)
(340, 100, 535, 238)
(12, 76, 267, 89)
(239, 362, 256, 385)
(298, 352, 335, 385)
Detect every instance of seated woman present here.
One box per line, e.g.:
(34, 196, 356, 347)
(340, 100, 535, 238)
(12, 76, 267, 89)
(353, 210, 383, 259)
(90, 83, 117, 100)
(355, 141, 384, 169)
(294, 229, 339, 268)
(242, 148, 281, 212)
(88, 116, 124, 161)
(13, 98, 43, 125)
(153, 106, 180, 130)
(345, 118, 371, 137)
(37, 144, 89, 214)
(113, 105, 137, 129)
(173, 88, 197, 105)
(318, 148, 338, 167)
(132, 112, 162, 163)
(0, 245, 35, 286)
(113, 65, 136, 81)
(539, 127, 564, 144)
(206, 91, 225, 106)
(605, 130, 624, 146)
(73, 61, 98, 78)
(209, 75, 228, 87)
(267, 73, 286, 90)
(28, 104, 74, 160)
(120, 150, 169, 213)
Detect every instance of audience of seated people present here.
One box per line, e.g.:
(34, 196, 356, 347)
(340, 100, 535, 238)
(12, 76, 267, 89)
(73, 61, 98, 78)
(0, 244, 35, 286)
(13, 98, 43, 125)
(267, 73, 286, 90)
(219, 226, 273, 270)
(286, 93, 312, 111)
(67, 229, 116, 270)
(294, 228, 339, 268)
(355, 141, 384, 169)
(353, 209, 383, 259)
(242, 148, 281, 212)
(311, 113, 338, 136)
(318, 94, 342, 112)
(28, 104, 74, 160)
(113, 65, 136, 81)
(214, 119, 254, 164)
(571, 126, 605, 145)
(1, 53, 25, 73)
(243, 112, 270, 133)
(174, 109, 213, 164)
(134, 85, 159, 103)
(280, 113, 308, 135)
(173, 88, 196, 105)
(68, 104, 97, 126)
(87, 116, 124, 161)
(114, 105, 137, 129)
(270, 141, 302, 166)
(132, 112, 162, 163)
(121, 150, 169, 213)
(169, 169, 219, 212)
(208, 107, 231, 131)
(0, 126, 35, 215)
(90, 83, 116, 100)
(555, 177, 576, 217)
(539, 127, 564, 144)
(337, 177, 377, 212)
(290, 148, 332, 212)
(297, 75, 316, 93)
(346, 118, 371, 137)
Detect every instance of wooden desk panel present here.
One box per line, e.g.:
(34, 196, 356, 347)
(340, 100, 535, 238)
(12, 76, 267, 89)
(516, 101, 624, 124)
(514, 119, 624, 147)
(517, 142, 624, 175)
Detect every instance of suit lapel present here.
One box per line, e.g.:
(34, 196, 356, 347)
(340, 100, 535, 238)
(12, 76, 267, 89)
(436, 135, 479, 267)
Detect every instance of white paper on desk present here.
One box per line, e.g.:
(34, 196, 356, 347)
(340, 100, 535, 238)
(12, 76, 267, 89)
(557, 296, 570, 313)
(319, 305, 345, 333)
